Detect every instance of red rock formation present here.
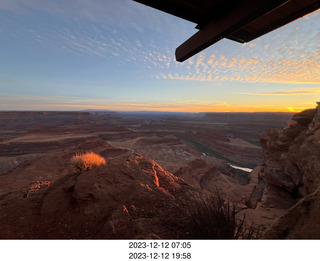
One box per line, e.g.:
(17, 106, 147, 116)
(174, 159, 257, 203)
(0, 154, 202, 239)
(263, 188, 320, 239)
(245, 102, 320, 238)
(0, 137, 128, 195)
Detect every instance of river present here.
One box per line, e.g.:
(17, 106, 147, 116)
(228, 164, 253, 173)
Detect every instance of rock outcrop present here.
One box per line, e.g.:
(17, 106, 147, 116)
(0, 137, 127, 195)
(174, 159, 255, 201)
(0, 153, 202, 239)
(263, 188, 320, 239)
(245, 102, 320, 238)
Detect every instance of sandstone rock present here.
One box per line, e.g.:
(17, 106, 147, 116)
(292, 108, 316, 127)
(259, 129, 282, 151)
(174, 158, 257, 204)
(263, 187, 320, 239)
(246, 102, 320, 237)
(309, 103, 320, 130)
(0, 153, 202, 239)
(0, 137, 128, 196)
(285, 130, 320, 195)
(253, 104, 320, 199)
(259, 123, 305, 153)
(244, 166, 263, 207)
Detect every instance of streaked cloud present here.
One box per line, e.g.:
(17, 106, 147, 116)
(238, 87, 320, 96)
(1, 93, 312, 113)
(0, 0, 193, 67)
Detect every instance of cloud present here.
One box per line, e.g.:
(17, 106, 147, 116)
(237, 87, 320, 96)
(155, 45, 320, 84)
(151, 10, 320, 84)
(0, 0, 130, 22)
(0, 93, 210, 111)
(1, 92, 314, 112)
(3, 0, 320, 96)
(0, 0, 195, 67)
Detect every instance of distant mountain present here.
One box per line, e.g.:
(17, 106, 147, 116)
(81, 109, 118, 114)
(117, 111, 203, 118)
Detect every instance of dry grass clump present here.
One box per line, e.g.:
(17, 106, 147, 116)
(187, 192, 259, 239)
(71, 152, 106, 172)
(26, 181, 51, 198)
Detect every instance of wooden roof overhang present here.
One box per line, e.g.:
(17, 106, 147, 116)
(133, 0, 320, 62)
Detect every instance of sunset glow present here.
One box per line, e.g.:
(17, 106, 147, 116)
(1, 0, 320, 112)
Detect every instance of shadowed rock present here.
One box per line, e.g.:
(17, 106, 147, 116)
(0, 154, 202, 239)
(245, 102, 320, 238)
(292, 108, 316, 127)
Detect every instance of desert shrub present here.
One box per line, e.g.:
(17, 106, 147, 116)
(71, 152, 106, 172)
(26, 181, 51, 198)
(187, 192, 259, 239)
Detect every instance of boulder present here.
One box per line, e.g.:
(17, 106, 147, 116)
(263, 187, 320, 239)
(292, 108, 316, 127)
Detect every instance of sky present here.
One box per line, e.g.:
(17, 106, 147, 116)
(1, 0, 320, 112)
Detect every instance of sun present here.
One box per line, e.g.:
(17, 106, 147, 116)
(287, 107, 296, 112)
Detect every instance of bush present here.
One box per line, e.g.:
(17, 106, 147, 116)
(187, 192, 259, 239)
(71, 152, 106, 172)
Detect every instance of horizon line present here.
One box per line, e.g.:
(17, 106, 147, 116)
(0, 109, 297, 114)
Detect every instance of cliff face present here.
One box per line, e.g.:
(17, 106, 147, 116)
(246, 102, 320, 238)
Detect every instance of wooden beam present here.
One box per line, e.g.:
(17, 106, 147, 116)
(227, 1, 320, 43)
(175, 0, 290, 62)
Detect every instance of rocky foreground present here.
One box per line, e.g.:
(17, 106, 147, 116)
(0, 152, 203, 239)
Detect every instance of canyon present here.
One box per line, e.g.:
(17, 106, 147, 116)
(1, 107, 318, 238)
